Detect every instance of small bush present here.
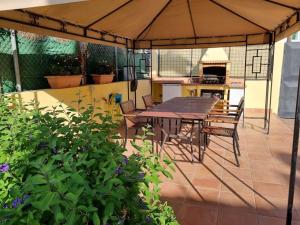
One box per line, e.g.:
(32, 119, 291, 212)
(0, 96, 178, 225)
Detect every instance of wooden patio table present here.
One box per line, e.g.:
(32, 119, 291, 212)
(137, 97, 218, 162)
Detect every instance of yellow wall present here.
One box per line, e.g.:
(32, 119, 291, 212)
(152, 83, 162, 103)
(136, 79, 152, 109)
(10, 80, 152, 116)
(244, 80, 267, 109)
(11, 82, 130, 119)
(271, 39, 285, 114)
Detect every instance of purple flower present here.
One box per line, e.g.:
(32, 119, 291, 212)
(0, 163, 9, 173)
(138, 172, 145, 180)
(115, 166, 123, 175)
(145, 216, 152, 224)
(52, 147, 57, 154)
(2, 204, 8, 209)
(12, 198, 23, 208)
(122, 156, 129, 165)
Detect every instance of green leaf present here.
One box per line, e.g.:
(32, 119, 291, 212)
(70, 173, 85, 185)
(29, 174, 47, 185)
(104, 202, 114, 217)
(66, 209, 76, 225)
(92, 213, 100, 225)
(65, 192, 78, 204)
(31, 192, 60, 212)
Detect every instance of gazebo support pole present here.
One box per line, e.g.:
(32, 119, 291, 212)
(10, 29, 22, 92)
(243, 35, 248, 127)
(133, 42, 137, 106)
(286, 66, 300, 225)
(267, 33, 275, 134)
(150, 41, 153, 96)
(126, 39, 129, 101)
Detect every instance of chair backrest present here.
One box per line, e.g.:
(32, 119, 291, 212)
(237, 96, 245, 110)
(235, 99, 245, 122)
(142, 95, 154, 109)
(120, 100, 137, 128)
(120, 100, 135, 114)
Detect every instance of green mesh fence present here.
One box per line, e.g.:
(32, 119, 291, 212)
(17, 33, 78, 90)
(0, 29, 15, 93)
(0, 30, 150, 93)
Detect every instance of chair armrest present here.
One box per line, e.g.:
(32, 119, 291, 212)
(122, 113, 139, 118)
(205, 118, 238, 124)
(210, 109, 240, 112)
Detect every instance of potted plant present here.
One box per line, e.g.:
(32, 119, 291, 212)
(45, 55, 83, 89)
(91, 60, 115, 84)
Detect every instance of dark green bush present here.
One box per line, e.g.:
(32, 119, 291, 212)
(47, 55, 81, 75)
(0, 96, 178, 225)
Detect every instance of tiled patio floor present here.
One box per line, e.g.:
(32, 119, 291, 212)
(124, 113, 300, 225)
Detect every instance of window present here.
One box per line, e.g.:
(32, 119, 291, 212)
(291, 32, 300, 42)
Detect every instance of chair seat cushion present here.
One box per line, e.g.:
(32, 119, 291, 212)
(202, 126, 234, 137)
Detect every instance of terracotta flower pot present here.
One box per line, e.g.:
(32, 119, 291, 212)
(45, 75, 83, 89)
(91, 74, 114, 84)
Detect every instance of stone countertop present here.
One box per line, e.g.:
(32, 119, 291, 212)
(152, 77, 244, 88)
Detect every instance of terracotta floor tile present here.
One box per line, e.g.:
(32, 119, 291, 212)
(255, 195, 299, 219)
(217, 210, 258, 225)
(223, 157, 252, 168)
(258, 215, 300, 225)
(192, 164, 223, 179)
(185, 186, 219, 206)
(165, 168, 194, 186)
(160, 183, 188, 202)
(252, 169, 287, 185)
(248, 152, 273, 161)
(180, 204, 218, 225)
(191, 177, 222, 190)
(126, 116, 300, 225)
(219, 192, 256, 213)
(221, 177, 254, 195)
(223, 167, 252, 180)
(250, 160, 275, 170)
(253, 182, 288, 199)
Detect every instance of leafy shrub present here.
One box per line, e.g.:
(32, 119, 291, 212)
(0, 96, 178, 225)
(47, 55, 81, 75)
(89, 60, 114, 75)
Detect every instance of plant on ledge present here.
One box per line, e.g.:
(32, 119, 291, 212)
(0, 96, 178, 225)
(90, 60, 115, 84)
(45, 55, 83, 89)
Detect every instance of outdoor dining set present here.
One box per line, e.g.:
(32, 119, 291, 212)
(120, 95, 244, 167)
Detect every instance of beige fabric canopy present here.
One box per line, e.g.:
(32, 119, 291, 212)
(0, 0, 299, 48)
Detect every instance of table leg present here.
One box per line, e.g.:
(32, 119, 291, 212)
(168, 119, 171, 142)
(160, 118, 163, 146)
(198, 119, 203, 162)
(151, 117, 154, 153)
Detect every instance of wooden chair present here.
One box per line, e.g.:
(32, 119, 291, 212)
(210, 97, 244, 117)
(142, 94, 155, 109)
(201, 101, 244, 167)
(120, 100, 147, 147)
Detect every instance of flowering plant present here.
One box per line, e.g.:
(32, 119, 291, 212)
(0, 96, 178, 225)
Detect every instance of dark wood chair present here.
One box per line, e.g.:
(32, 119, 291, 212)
(201, 101, 244, 167)
(210, 97, 244, 117)
(142, 94, 155, 109)
(120, 100, 147, 147)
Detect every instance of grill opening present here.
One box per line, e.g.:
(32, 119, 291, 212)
(202, 66, 226, 84)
